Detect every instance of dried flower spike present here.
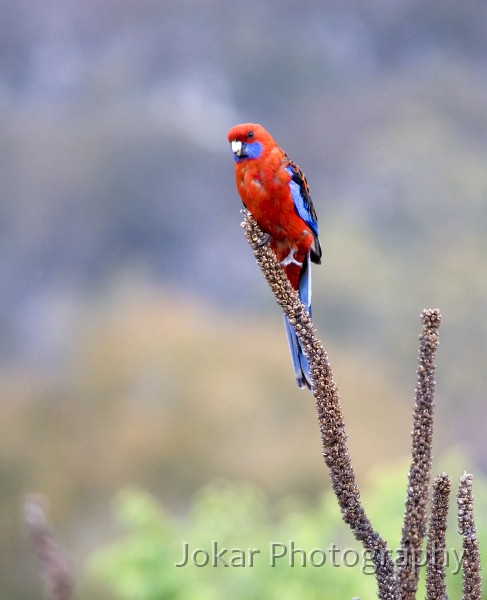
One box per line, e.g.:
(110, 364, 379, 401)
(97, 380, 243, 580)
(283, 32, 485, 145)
(425, 472, 451, 600)
(243, 212, 398, 600)
(457, 473, 482, 600)
(396, 308, 441, 599)
(23, 495, 74, 600)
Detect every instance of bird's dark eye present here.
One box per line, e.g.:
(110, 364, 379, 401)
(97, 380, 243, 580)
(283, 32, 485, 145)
(247, 131, 254, 138)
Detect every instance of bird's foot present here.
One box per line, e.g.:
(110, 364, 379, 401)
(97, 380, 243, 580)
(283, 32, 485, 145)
(257, 232, 271, 247)
(280, 248, 302, 267)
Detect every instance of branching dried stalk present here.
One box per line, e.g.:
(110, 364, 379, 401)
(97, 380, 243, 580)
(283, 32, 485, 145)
(23, 495, 74, 600)
(242, 212, 485, 599)
(242, 212, 398, 600)
(19, 210, 483, 599)
(396, 308, 441, 598)
(457, 473, 482, 600)
(425, 473, 451, 600)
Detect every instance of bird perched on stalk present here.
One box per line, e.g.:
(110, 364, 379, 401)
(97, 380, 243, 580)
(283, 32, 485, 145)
(227, 123, 322, 389)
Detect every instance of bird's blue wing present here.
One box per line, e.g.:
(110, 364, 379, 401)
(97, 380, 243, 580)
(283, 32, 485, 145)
(285, 163, 318, 237)
(285, 161, 321, 264)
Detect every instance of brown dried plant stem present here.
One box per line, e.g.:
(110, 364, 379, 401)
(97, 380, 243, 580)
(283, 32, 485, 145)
(242, 213, 398, 600)
(397, 309, 441, 599)
(23, 496, 74, 600)
(457, 473, 482, 600)
(425, 473, 451, 600)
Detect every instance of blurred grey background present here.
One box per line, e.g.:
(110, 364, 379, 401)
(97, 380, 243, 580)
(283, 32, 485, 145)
(1, 0, 487, 597)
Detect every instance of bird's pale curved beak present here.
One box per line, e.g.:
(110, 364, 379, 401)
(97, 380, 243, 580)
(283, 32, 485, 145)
(231, 140, 243, 156)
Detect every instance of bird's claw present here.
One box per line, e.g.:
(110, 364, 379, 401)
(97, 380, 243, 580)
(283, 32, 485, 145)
(257, 232, 271, 247)
(280, 248, 302, 267)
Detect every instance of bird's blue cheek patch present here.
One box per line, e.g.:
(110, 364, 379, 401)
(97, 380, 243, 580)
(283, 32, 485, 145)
(233, 141, 263, 162)
(245, 141, 263, 159)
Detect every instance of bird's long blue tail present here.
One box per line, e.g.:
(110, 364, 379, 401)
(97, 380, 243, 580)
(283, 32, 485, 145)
(283, 254, 313, 390)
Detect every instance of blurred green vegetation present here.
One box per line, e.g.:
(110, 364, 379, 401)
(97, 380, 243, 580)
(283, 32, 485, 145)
(86, 458, 487, 599)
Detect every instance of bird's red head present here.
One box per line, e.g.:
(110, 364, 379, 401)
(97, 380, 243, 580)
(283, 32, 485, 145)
(227, 123, 275, 162)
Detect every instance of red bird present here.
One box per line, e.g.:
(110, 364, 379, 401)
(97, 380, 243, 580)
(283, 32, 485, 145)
(228, 123, 322, 389)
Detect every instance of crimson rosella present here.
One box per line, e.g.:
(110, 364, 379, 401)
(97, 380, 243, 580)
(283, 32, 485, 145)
(227, 123, 322, 389)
